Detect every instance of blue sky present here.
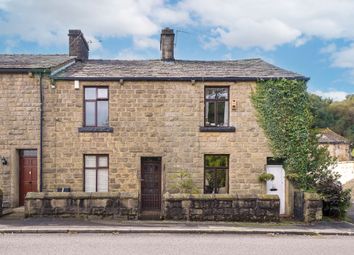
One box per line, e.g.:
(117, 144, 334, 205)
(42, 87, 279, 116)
(0, 0, 353, 100)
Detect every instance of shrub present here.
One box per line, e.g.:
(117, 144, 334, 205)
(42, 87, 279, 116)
(315, 174, 351, 219)
(170, 170, 200, 194)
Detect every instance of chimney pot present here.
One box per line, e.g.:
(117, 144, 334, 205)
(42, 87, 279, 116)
(160, 27, 175, 61)
(68, 29, 89, 61)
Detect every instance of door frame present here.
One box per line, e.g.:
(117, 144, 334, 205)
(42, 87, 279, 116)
(140, 157, 162, 212)
(266, 164, 286, 215)
(19, 149, 38, 206)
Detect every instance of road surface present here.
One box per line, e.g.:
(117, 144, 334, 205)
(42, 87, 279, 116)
(1, 233, 354, 255)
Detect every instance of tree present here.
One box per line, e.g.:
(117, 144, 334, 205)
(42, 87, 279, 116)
(309, 94, 354, 156)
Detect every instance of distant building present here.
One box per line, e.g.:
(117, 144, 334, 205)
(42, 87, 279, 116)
(319, 128, 351, 161)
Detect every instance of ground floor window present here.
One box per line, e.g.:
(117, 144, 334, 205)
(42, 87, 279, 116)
(84, 155, 109, 192)
(204, 154, 229, 194)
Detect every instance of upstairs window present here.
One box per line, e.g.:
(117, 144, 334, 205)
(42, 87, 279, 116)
(204, 155, 229, 194)
(84, 87, 109, 127)
(205, 87, 229, 127)
(84, 155, 109, 192)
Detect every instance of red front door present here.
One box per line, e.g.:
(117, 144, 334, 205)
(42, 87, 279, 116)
(19, 150, 38, 206)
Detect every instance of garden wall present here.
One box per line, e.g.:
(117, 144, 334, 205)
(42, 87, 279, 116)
(163, 193, 280, 222)
(25, 192, 138, 219)
(0, 189, 3, 216)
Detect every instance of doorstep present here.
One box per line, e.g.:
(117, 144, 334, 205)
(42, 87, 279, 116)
(139, 210, 162, 220)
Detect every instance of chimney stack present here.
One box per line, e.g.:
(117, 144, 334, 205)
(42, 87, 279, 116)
(68, 29, 89, 61)
(160, 27, 175, 61)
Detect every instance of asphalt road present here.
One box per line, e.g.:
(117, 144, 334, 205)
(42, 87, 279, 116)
(0, 234, 354, 255)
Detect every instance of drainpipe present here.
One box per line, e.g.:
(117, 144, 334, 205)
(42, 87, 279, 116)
(39, 72, 44, 192)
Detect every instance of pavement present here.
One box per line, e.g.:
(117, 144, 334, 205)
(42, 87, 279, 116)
(0, 203, 354, 236)
(1, 215, 354, 235)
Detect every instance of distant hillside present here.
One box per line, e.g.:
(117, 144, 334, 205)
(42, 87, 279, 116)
(309, 94, 354, 156)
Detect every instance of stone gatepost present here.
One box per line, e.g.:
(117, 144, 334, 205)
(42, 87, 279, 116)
(0, 189, 3, 216)
(294, 191, 323, 223)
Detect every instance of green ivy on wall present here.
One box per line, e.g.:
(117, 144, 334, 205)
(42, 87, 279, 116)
(252, 79, 351, 218)
(252, 79, 333, 189)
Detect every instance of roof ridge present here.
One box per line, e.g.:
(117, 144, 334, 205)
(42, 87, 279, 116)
(319, 128, 350, 143)
(86, 58, 263, 62)
(0, 54, 70, 56)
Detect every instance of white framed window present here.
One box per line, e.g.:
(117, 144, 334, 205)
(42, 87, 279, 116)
(84, 155, 109, 192)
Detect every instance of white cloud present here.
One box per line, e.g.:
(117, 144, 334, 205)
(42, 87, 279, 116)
(180, 0, 354, 50)
(133, 37, 159, 50)
(320, 43, 337, 54)
(0, 0, 188, 50)
(322, 43, 354, 82)
(294, 36, 311, 47)
(312, 90, 349, 101)
(331, 43, 354, 69)
(1, 0, 354, 63)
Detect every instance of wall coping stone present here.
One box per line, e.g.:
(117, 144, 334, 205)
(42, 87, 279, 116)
(303, 192, 322, 201)
(26, 192, 138, 200)
(164, 193, 279, 201)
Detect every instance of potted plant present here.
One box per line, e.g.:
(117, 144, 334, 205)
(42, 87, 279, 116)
(258, 172, 274, 182)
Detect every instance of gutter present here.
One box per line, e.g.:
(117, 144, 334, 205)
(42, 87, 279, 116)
(52, 76, 310, 82)
(0, 68, 47, 73)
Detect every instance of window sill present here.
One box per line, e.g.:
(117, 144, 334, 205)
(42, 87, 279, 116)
(199, 126, 236, 132)
(78, 126, 114, 133)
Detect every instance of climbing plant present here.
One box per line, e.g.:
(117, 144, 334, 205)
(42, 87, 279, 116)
(251, 79, 351, 218)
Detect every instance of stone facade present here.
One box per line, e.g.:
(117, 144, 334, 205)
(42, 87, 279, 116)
(325, 143, 351, 162)
(0, 73, 44, 207)
(319, 128, 351, 161)
(163, 193, 280, 221)
(25, 192, 138, 219)
(41, 80, 272, 198)
(294, 191, 323, 223)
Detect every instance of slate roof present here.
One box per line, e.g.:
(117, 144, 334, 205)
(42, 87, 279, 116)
(0, 54, 75, 70)
(319, 128, 350, 144)
(53, 58, 307, 81)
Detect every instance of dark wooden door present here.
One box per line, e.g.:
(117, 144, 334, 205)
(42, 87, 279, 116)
(141, 158, 161, 211)
(19, 150, 38, 206)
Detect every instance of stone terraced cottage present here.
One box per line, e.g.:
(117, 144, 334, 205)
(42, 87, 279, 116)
(0, 28, 309, 220)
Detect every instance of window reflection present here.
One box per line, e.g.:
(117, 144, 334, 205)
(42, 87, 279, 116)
(84, 87, 109, 127)
(205, 87, 229, 127)
(204, 155, 229, 194)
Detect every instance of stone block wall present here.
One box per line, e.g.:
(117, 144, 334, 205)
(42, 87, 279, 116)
(294, 191, 323, 223)
(325, 143, 351, 162)
(0, 77, 274, 207)
(0, 189, 3, 216)
(0, 73, 43, 207)
(163, 193, 280, 222)
(43, 80, 272, 197)
(25, 192, 139, 219)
